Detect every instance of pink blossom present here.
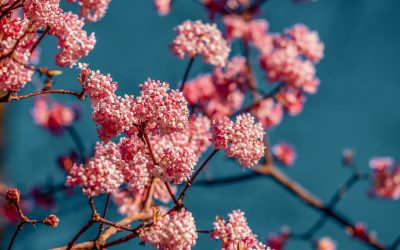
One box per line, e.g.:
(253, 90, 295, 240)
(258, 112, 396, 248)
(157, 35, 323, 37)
(74, 0, 111, 22)
(32, 97, 76, 134)
(266, 229, 290, 250)
(272, 141, 296, 166)
(211, 210, 267, 250)
(211, 113, 265, 167)
(369, 157, 400, 200)
(43, 214, 59, 227)
(0, 18, 35, 92)
(66, 142, 125, 196)
(151, 132, 198, 184)
(316, 237, 336, 250)
(6, 187, 20, 204)
(186, 114, 212, 156)
(141, 209, 198, 250)
(223, 16, 269, 44)
(50, 12, 96, 67)
(285, 24, 324, 62)
(23, 0, 62, 29)
(112, 188, 145, 216)
(347, 222, 373, 242)
(81, 64, 118, 102)
(276, 87, 306, 116)
(253, 98, 283, 128)
(154, 0, 171, 16)
(184, 57, 247, 118)
(133, 79, 189, 134)
(170, 20, 230, 67)
(118, 135, 153, 190)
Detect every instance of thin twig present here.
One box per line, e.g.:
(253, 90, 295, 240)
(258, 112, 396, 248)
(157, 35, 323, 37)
(164, 181, 179, 205)
(0, 89, 85, 103)
(7, 223, 23, 250)
(179, 57, 195, 91)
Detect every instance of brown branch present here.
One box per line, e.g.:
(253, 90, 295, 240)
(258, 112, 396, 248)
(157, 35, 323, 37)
(0, 89, 85, 103)
(180, 57, 195, 91)
(177, 149, 219, 203)
(0, 0, 21, 20)
(7, 223, 23, 250)
(164, 181, 178, 205)
(30, 27, 50, 54)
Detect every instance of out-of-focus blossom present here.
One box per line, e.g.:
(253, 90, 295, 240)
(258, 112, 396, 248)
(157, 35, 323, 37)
(285, 24, 324, 62)
(266, 229, 290, 250)
(316, 237, 336, 250)
(212, 113, 265, 167)
(154, 0, 171, 15)
(58, 151, 78, 172)
(184, 57, 247, 118)
(347, 222, 374, 243)
(69, 0, 112, 22)
(253, 98, 283, 128)
(171, 20, 230, 67)
(275, 87, 306, 116)
(32, 97, 76, 134)
(141, 209, 198, 250)
(272, 141, 296, 167)
(112, 188, 145, 216)
(342, 148, 355, 166)
(369, 157, 400, 200)
(31, 187, 57, 209)
(211, 210, 267, 250)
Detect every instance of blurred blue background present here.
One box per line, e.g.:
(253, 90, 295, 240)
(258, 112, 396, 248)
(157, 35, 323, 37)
(2, 0, 400, 249)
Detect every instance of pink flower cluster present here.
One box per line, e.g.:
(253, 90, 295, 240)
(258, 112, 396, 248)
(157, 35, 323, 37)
(23, 0, 96, 67)
(272, 141, 296, 167)
(212, 113, 265, 167)
(32, 97, 76, 134)
(316, 237, 336, 250)
(369, 157, 400, 200)
(66, 142, 125, 196)
(154, 0, 171, 16)
(171, 20, 230, 67)
(0, 17, 36, 92)
(253, 99, 283, 128)
(184, 56, 247, 118)
(141, 209, 198, 250)
(211, 210, 267, 250)
(68, 0, 112, 22)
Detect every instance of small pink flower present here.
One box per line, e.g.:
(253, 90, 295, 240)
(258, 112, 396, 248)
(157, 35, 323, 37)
(266, 229, 290, 250)
(369, 157, 400, 200)
(154, 0, 171, 15)
(212, 113, 265, 167)
(75, 0, 111, 22)
(170, 20, 230, 66)
(43, 214, 59, 227)
(141, 209, 198, 250)
(6, 188, 20, 204)
(32, 97, 76, 134)
(285, 24, 324, 62)
(211, 210, 267, 250)
(253, 98, 283, 128)
(272, 141, 296, 167)
(276, 87, 306, 116)
(316, 237, 336, 250)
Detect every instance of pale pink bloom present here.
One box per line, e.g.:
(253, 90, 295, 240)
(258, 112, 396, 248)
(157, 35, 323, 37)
(369, 157, 400, 200)
(170, 20, 230, 67)
(285, 24, 324, 62)
(50, 12, 96, 67)
(73, 0, 111, 22)
(23, 0, 62, 29)
(118, 135, 153, 190)
(112, 188, 144, 216)
(66, 142, 125, 196)
(141, 209, 197, 250)
(153, 178, 177, 203)
(223, 15, 269, 44)
(133, 79, 189, 134)
(253, 98, 283, 128)
(151, 132, 198, 184)
(32, 97, 76, 133)
(183, 74, 216, 104)
(276, 87, 306, 116)
(186, 114, 212, 156)
(154, 0, 171, 15)
(81, 64, 118, 102)
(0, 18, 35, 91)
(184, 57, 247, 118)
(316, 237, 336, 250)
(211, 210, 267, 250)
(272, 141, 296, 167)
(212, 113, 265, 167)
(92, 95, 133, 141)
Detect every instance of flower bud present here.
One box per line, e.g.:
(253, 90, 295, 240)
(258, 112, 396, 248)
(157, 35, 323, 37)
(6, 188, 20, 204)
(43, 214, 59, 228)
